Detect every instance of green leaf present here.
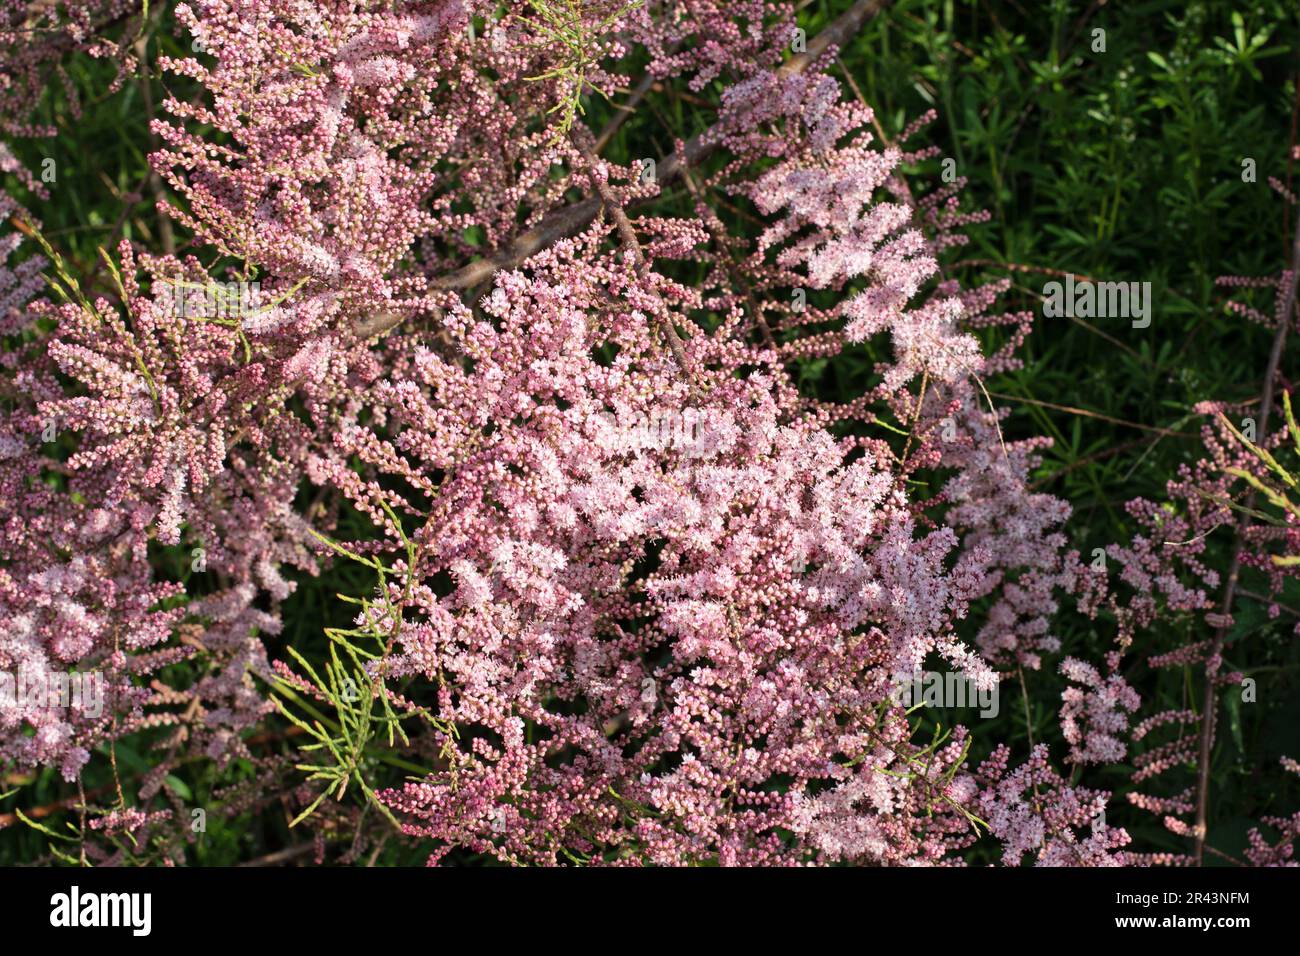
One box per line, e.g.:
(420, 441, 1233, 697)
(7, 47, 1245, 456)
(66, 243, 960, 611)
(14, 808, 76, 843)
(164, 775, 193, 801)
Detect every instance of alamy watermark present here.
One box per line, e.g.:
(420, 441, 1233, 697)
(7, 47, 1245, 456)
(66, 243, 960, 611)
(890, 670, 999, 718)
(0, 665, 104, 718)
(170, 278, 261, 322)
(50, 886, 151, 936)
(589, 407, 733, 459)
(1042, 273, 1152, 329)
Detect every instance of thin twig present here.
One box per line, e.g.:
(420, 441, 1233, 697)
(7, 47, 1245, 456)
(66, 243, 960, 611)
(985, 390, 1193, 438)
(357, 0, 891, 337)
(237, 842, 317, 867)
(1192, 195, 1300, 865)
(573, 126, 697, 390)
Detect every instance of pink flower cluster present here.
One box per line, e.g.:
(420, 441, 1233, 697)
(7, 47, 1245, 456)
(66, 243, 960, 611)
(1, 0, 1295, 867)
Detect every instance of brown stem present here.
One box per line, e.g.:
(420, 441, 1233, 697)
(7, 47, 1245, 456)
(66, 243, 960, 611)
(949, 258, 1098, 285)
(356, 0, 890, 337)
(1192, 200, 1300, 865)
(984, 390, 1191, 437)
(573, 127, 697, 390)
(594, 56, 668, 153)
(237, 842, 317, 867)
(1027, 438, 1150, 490)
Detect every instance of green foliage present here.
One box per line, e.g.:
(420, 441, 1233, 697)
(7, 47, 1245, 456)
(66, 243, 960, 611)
(821, 0, 1300, 864)
(521, 0, 646, 142)
(270, 508, 452, 831)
